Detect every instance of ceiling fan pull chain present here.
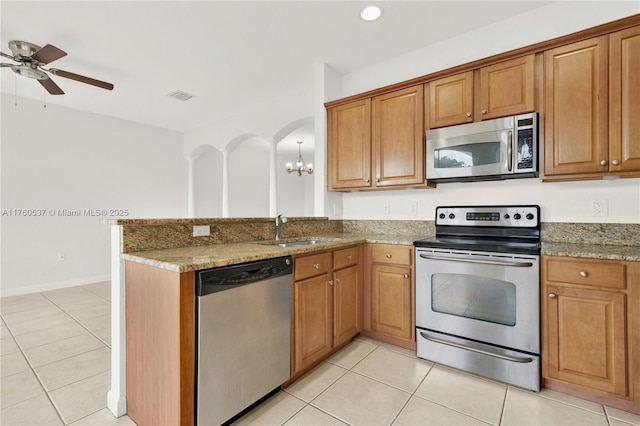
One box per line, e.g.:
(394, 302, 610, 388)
(43, 88, 47, 108)
(14, 73, 17, 107)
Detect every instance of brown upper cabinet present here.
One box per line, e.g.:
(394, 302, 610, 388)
(609, 25, 640, 174)
(326, 15, 640, 185)
(543, 26, 640, 180)
(427, 55, 535, 129)
(427, 71, 474, 127)
(327, 85, 426, 191)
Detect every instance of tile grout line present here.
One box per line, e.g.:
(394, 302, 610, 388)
(0, 310, 67, 425)
(2, 287, 112, 425)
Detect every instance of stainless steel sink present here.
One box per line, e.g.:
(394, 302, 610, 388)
(261, 239, 332, 248)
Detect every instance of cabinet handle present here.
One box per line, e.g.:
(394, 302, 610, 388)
(549, 293, 557, 299)
(600, 160, 607, 166)
(335, 278, 341, 284)
(579, 271, 588, 278)
(365, 179, 370, 183)
(328, 280, 334, 286)
(481, 109, 487, 114)
(403, 274, 409, 279)
(314, 263, 320, 269)
(466, 112, 472, 117)
(386, 253, 392, 258)
(612, 159, 620, 166)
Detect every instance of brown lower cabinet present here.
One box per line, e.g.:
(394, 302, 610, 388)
(291, 246, 363, 376)
(362, 243, 416, 350)
(125, 261, 195, 426)
(542, 256, 640, 413)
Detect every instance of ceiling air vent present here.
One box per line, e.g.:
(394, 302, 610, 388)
(167, 90, 195, 102)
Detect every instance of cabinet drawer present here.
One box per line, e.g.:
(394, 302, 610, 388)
(371, 244, 412, 266)
(545, 257, 626, 290)
(334, 246, 359, 270)
(294, 252, 332, 281)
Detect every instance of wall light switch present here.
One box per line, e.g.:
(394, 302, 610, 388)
(193, 225, 210, 237)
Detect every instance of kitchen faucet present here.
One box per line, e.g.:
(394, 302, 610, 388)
(275, 214, 287, 240)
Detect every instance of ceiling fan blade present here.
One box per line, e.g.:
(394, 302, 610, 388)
(31, 44, 67, 64)
(1, 51, 14, 60)
(1, 63, 13, 67)
(39, 77, 65, 95)
(49, 68, 113, 90)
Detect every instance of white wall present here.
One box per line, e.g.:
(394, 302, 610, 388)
(1, 94, 187, 296)
(193, 146, 223, 217)
(332, 1, 640, 224)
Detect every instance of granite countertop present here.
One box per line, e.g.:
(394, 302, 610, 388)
(121, 233, 425, 272)
(541, 242, 640, 262)
(121, 232, 640, 273)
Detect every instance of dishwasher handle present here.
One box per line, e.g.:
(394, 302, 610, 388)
(196, 256, 292, 296)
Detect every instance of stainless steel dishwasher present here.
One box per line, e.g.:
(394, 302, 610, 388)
(195, 256, 292, 425)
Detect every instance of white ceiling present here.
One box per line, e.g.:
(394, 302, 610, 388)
(0, 1, 553, 133)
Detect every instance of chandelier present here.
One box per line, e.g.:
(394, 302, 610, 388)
(285, 141, 314, 176)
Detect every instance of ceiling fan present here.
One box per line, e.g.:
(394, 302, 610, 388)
(0, 40, 114, 95)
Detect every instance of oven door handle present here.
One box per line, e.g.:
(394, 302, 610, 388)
(419, 331, 533, 364)
(418, 254, 533, 268)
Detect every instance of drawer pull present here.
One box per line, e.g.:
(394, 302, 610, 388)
(314, 263, 320, 269)
(386, 253, 392, 258)
(346, 255, 352, 260)
(579, 271, 588, 278)
(549, 293, 557, 299)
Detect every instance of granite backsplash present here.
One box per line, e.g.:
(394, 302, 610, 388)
(112, 217, 640, 253)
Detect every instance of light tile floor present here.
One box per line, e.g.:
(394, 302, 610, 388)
(235, 337, 640, 425)
(2, 282, 640, 426)
(1, 282, 134, 425)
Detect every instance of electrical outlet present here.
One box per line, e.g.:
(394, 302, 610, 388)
(383, 202, 390, 215)
(410, 202, 418, 216)
(193, 225, 211, 237)
(57, 252, 66, 262)
(592, 199, 608, 217)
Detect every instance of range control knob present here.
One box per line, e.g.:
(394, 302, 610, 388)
(449, 213, 455, 219)
(526, 213, 534, 220)
(513, 213, 522, 220)
(504, 214, 510, 219)
(439, 213, 446, 219)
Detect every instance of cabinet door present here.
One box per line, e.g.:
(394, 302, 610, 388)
(371, 264, 413, 340)
(327, 99, 372, 190)
(610, 25, 640, 173)
(545, 285, 627, 396)
(428, 71, 474, 128)
(373, 85, 424, 187)
(293, 274, 333, 373)
(333, 265, 361, 347)
(544, 36, 609, 176)
(479, 55, 535, 119)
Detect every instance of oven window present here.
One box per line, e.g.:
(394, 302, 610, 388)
(433, 142, 501, 169)
(431, 273, 516, 326)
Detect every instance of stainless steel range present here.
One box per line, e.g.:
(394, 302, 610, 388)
(414, 205, 541, 391)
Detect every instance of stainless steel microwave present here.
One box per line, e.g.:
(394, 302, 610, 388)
(426, 113, 538, 183)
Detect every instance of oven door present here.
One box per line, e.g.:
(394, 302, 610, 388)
(415, 248, 539, 354)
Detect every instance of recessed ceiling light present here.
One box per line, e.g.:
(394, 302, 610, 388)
(360, 5, 383, 21)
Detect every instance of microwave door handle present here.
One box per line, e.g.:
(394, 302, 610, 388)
(507, 130, 513, 172)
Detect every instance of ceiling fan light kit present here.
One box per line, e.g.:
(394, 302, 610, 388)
(1, 40, 114, 95)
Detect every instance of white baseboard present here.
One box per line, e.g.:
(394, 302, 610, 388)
(0, 274, 111, 298)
